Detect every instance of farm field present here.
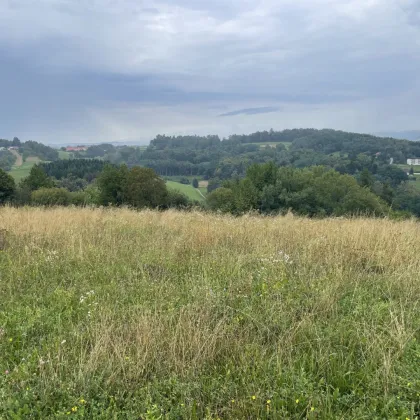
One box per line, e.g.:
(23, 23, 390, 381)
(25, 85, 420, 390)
(1, 208, 420, 418)
(166, 180, 205, 201)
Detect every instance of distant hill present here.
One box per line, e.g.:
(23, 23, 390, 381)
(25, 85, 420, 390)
(375, 131, 420, 141)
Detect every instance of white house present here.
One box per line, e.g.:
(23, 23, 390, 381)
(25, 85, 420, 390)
(407, 158, 420, 165)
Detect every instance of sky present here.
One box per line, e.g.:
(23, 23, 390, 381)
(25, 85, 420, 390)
(1, 0, 420, 144)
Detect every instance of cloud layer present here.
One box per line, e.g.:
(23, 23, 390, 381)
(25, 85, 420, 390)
(1, 0, 419, 143)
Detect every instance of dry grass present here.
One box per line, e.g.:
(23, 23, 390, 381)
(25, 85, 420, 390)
(1, 207, 420, 419)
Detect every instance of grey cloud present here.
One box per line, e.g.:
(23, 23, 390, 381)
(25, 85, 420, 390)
(0, 0, 419, 142)
(219, 107, 280, 117)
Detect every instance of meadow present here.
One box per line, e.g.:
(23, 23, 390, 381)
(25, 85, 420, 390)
(1, 208, 420, 419)
(166, 181, 205, 201)
(9, 157, 41, 182)
(249, 142, 292, 149)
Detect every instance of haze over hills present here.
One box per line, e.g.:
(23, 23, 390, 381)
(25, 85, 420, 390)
(43, 128, 420, 149)
(375, 131, 420, 141)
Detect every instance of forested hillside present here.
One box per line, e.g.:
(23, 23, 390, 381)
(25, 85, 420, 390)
(72, 129, 420, 181)
(0, 137, 58, 161)
(2, 128, 420, 218)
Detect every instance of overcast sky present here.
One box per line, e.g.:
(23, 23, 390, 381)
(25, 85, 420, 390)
(1, 0, 420, 144)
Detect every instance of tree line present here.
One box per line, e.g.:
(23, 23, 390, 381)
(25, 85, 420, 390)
(70, 129, 420, 184)
(0, 159, 419, 219)
(0, 163, 192, 209)
(207, 162, 420, 218)
(0, 137, 59, 161)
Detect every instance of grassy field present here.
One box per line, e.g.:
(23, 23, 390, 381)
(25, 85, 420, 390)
(409, 178, 420, 191)
(58, 151, 72, 160)
(396, 164, 420, 173)
(9, 159, 39, 182)
(1, 208, 420, 418)
(166, 180, 205, 201)
(248, 142, 292, 149)
(164, 175, 202, 182)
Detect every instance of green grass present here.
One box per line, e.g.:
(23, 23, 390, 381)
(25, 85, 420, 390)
(164, 175, 202, 182)
(166, 180, 205, 201)
(58, 151, 72, 160)
(9, 161, 38, 182)
(396, 164, 420, 173)
(198, 186, 207, 196)
(1, 208, 420, 418)
(248, 142, 292, 149)
(409, 178, 420, 190)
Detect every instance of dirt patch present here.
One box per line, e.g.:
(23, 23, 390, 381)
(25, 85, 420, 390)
(199, 180, 209, 188)
(10, 150, 23, 167)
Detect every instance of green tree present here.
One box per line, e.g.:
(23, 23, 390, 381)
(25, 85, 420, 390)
(192, 178, 199, 188)
(122, 167, 168, 208)
(166, 189, 189, 208)
(0, 168, 16, 204)
(206, 187, 235, 213)
(359, 168, 374, 188)
(20, 165, 54, 191)
(97, 164, 127, 206)
(409, 166, 414, 176)
(12, 137, 21, 146)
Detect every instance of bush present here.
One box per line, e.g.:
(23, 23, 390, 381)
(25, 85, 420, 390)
(166, 189, 189, 208)
(31, 188, 71, 206)
(69, 191, 90, 206)
(0, 168, 16, 204)
(206, 187, 235, 213)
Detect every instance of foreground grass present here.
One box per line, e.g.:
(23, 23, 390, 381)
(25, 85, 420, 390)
(1, 208, 420, 419)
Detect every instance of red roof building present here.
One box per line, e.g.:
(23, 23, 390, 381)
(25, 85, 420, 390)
(66, 146, 87, 152)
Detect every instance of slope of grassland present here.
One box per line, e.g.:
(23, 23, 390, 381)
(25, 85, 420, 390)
(1, 208, 420, 418)
(166, 180, 205, 201)
(9, 157, 41, 182)
(9, 149, 23, 167)
(58, 151, 72, 160)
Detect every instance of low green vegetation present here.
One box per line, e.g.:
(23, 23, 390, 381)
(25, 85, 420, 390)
(0, 137, 58, 162)
(166, 181, 204, 202)
(58, 151, 72, 160)
(9, 160, 39, 182)
(1, 209, 420, 418)
(206, 162, 420, 217)
(249, 141, 292, 149)
(397, 164, 420, 173)
(0, 150, 17, 171)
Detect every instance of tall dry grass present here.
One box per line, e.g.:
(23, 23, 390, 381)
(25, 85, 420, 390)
(1, 207, 420, 419)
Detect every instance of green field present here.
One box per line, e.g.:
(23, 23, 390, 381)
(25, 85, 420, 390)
(396, 164, 420, 173)
(164, 175, 202, 182)
(248, 142, 292, 149)
(58, 151, 72, 160)
(409, 178, 420, 190)
(166, 180, 205, 201)
(198, 186, 207, 196)
(1, 208, 420, 418)
(9, 160, 38, 182)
